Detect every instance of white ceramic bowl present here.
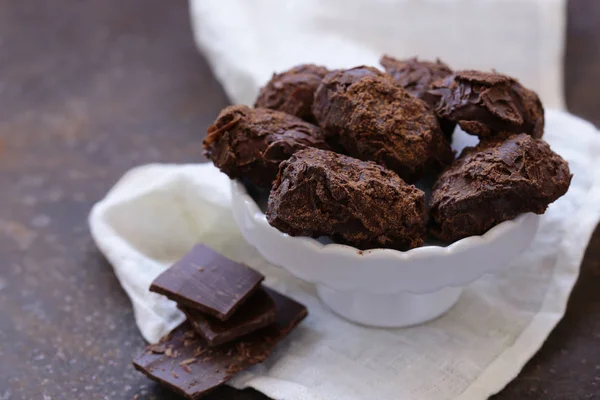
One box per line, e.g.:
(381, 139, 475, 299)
(231, 180, 540, 327)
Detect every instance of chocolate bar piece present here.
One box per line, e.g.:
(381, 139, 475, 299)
(181, 287, 277, 347)
(150, 244, 264, 321)
(133, 289, 308, 400)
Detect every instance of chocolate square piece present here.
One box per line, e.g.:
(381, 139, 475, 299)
(150, 244, 264, 321)
(133, 288, 308, 400)
(181, 286, 277, 347)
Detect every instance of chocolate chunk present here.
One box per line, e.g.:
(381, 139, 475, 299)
(312, 66, 454, 182)
(380, 55, 456, 138)
(203, 105, 330, 188)
(150, 244, 264, 321)
(181, 287, 277, 347)
(430, 134, 571, 242)
(133, 288, 308, 400)
(426, 70, 545, 139)
(267, 148, 426, 250)
(254, 64, 329, 123)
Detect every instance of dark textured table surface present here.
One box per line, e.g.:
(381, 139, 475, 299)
(0, 1, 599, 399)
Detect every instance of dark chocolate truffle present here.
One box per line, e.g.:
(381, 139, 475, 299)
(203, 105, 330, 187)
(430, 134, 571, 242)
(380, 55, 453, 99)
(312, 66, 454, 182)
(426, 70, 544, 139)
(266, 148, 426, 250)
(380, 55, 456, 138)
(254, 64, 329, 123)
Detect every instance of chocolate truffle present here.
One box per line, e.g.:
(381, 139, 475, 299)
(203, 105, 330, 187)
(254, 64, 329, 123)
(312, 66, 454, 182)
(426, 70, 544, 139)
(380, 55, 453, 100)
(266, 148, 426, 250)
(430, 134, 571, 242)
(380, 55, 456, 138)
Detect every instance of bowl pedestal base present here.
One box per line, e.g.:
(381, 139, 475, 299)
(316, 285, 463, 328)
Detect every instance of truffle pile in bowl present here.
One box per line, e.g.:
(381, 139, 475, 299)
(202, 57, 572, 327)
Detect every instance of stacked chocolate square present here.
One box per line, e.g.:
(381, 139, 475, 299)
(133, 244, 308, 399)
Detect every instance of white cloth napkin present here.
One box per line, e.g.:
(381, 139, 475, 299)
(89, 110, 600, 400)
(189, 0, 566, 109)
